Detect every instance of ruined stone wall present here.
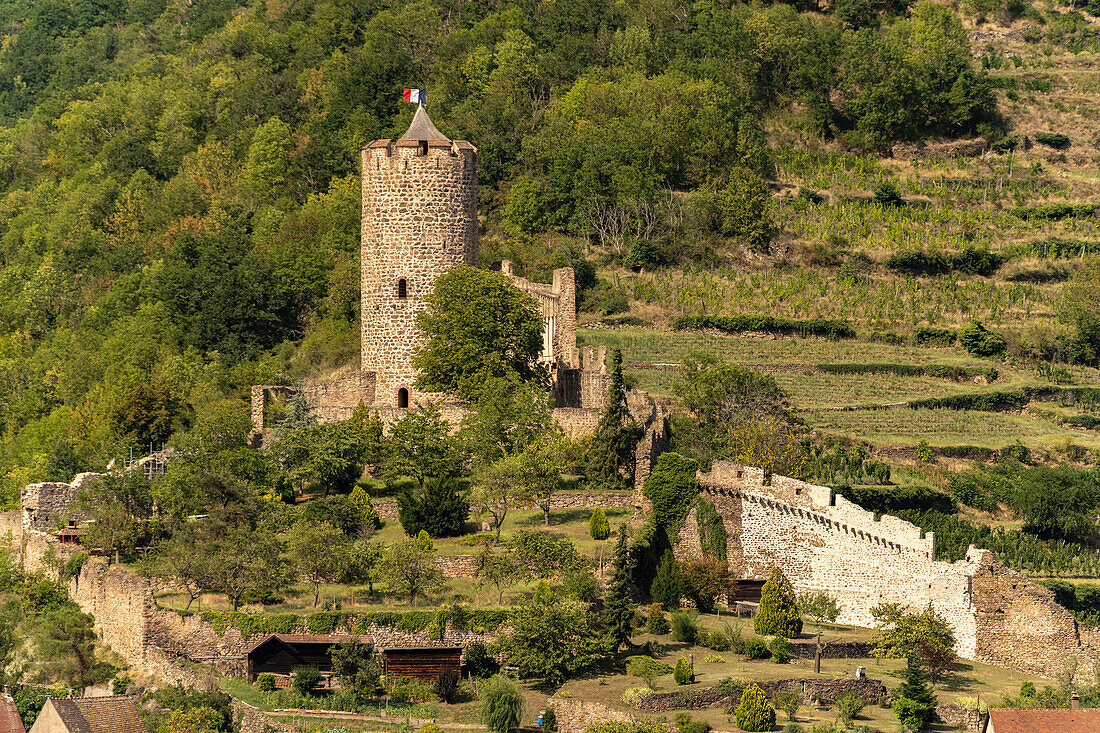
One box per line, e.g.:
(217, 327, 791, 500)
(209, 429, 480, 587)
(500, 261, 579, 369)
(21, 473, 101, 532)
(361, 138, 478, 408)
(970, 549, 1100, 681)
(685, 463, 978, 656)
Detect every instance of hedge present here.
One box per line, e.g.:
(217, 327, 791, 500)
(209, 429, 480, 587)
(196, 611, 300, 638)
(909, 390, 1027, 411)
(672, 315, 855, 340)
(1010, 203, 1098, 221)
(1003, 238, 1097, 259)
(885, 249, 1006, 277)
(914, 327, 956, 346)
(816, 363, 996, 382)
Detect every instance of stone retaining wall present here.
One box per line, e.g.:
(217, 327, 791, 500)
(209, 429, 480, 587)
(552, 697, 642, 733)
(936, 702, 985, 732)
(786, 641, 873, 660)
(755, 678, 888, 706)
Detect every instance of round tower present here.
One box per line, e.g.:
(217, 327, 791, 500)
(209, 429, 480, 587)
(361, 107, 478, 408)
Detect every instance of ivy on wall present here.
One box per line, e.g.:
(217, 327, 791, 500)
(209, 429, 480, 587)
(696, 499, 728, 562)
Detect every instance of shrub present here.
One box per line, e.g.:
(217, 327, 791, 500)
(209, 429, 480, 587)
(681, 557, 728, 613)
(435, 668, 460, 703)
(645, 604, 670, 635)
(754, 567, 802, 637)
(914, 327, 956, 346)
(479, 676, 524, 733)
(563, 570, 599, 602)
(463, 640, 497, 678)
(1034, 132, 1070, 149)
(703, 654, 725, 663)
(625, 656, 674, 678)
(715, 676, 751, 701)
(256, 674, 276, 692)
(835, 692, 865, 725)
(589, 508, 611, 540)
(772, 689, 800, 721)
(675, 712, 710, 733)
(292, 667, 322, 697)
(743, 638, 770, 660)
(671, 611, 700, 644)
(419, 725, 441, 733)
(673, 657, 694, 685)
(704, 631, 730, 652)
(734, 684, 777, 732)
(673, 315, 854, 340)
(959, 320, 1006, 357)
(392, 678, 435, 703)
(621, 687, 653, 706)
(783, 725, 804, 733)
(873, 182, 904, 207)
(768, 636, 791, 664)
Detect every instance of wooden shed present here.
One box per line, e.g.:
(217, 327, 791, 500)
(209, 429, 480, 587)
(246, 634, 373, 681)
(382, 646, 463, 681)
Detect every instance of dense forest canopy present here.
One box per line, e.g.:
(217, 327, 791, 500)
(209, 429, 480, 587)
(0, 0, 1002, 504)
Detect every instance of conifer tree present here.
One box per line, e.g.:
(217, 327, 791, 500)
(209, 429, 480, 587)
(589, 508, 610, 540)
(893, 655, 936, 732)
(650, 551, 683, 610)
(754, 567, 802, 638)
(604, 525, 634, 651)
(586, 349, 643, 491)
(734, 684, 776, 732)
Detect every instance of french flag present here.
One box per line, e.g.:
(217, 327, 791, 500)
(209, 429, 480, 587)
(402, 88, 426, 103)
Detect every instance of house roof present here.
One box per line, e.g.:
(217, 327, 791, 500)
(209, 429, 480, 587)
(49, 697, 147, 733)
(399, 105, 448, 141)
(0, 695, 25, 733)
(985, 708, 1100, 733)
(246, 633, 373, 654)
(382, 646, 464, 653)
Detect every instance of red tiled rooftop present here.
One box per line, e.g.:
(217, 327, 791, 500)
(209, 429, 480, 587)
(986, 708, 1100, 733)
(0, 695, 25, 733)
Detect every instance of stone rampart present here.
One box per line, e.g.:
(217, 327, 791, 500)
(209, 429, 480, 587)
(22, 473, 101, 532)
(936, 703, 985, 732)
(678, 461, 1100, 682)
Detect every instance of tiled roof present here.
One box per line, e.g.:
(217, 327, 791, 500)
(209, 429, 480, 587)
(986, 708, 1100, 733)
(399, 105, 448, 141)
(0, 695, 25, 733)
(51, 697, 148, 733)
(246, 633, 373, 653)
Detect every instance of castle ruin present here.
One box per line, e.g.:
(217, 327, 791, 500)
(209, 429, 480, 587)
(250, 106, 616, 443)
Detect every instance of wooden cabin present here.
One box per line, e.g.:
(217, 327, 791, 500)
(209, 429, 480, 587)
(246, 633, 373, 681)
(382, 646, 463, 681)
(729, 579, 765, 603)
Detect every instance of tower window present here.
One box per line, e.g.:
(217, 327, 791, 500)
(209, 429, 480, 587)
(397, 388, 409, 408)
(397, 278, 408, 299)
(419, 140, 428, 156)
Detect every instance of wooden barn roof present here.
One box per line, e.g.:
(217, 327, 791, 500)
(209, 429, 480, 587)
(246, 634, 372, 653)
(382, 646, 463, 653)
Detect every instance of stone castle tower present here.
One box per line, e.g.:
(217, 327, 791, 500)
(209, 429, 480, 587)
(360, 106, 478, 408)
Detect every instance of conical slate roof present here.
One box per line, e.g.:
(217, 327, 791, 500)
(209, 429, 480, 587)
(400, 105, 448, 141)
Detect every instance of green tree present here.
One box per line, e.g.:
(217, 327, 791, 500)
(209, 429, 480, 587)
(460, 377, 554, 468)
(734, 684, 776, 732)
(349, 485, 381, 529)
(497, 598, 608, 683)
(604, 526, 634, 651)
(414, 266, 548, 402)
(164, 706, 224, 733)
(871, 604, 956, 684)
(476, 550, 523, 604)
(76, 474, 153, 564)
(285, 519, 349, 607)
(507, 530, 584, 578)
(754, 567, 802, 638)
(32, 607, 115, 694)
(111, 380, 184, 448)
(397, 476, 470, 538)
(379, 538, 442, 604)
(379, 403, 467, 488)
(714, 168, 773, 252)
(586, 348, 643, 491)
(211, 527, 285, 611)
(650, 552, 683, 610)
(1057, 258, 1100, 363)
(796, 591, 841, 674)
(680, 557, 728, 614)
(479, 675, 524, 733)
(330, 641, 380, 699)
(893, 655, 936, 732)
(589, 508, 610, 540)
(471, 456, 531, 546)
(272, 420, 367, 497)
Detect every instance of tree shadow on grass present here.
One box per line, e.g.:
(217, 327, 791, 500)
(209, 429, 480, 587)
(937, 661, 978, 694)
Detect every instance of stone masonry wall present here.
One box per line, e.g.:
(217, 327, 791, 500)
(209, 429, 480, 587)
(500, 261, 579, 370)
(678, 461, 1100, 681)
(552, 697, 642, 733)
(22, 473, 101, 532)
(361, 138, 478, 408)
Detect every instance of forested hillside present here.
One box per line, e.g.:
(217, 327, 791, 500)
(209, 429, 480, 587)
(0, 0, 1095, 507)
